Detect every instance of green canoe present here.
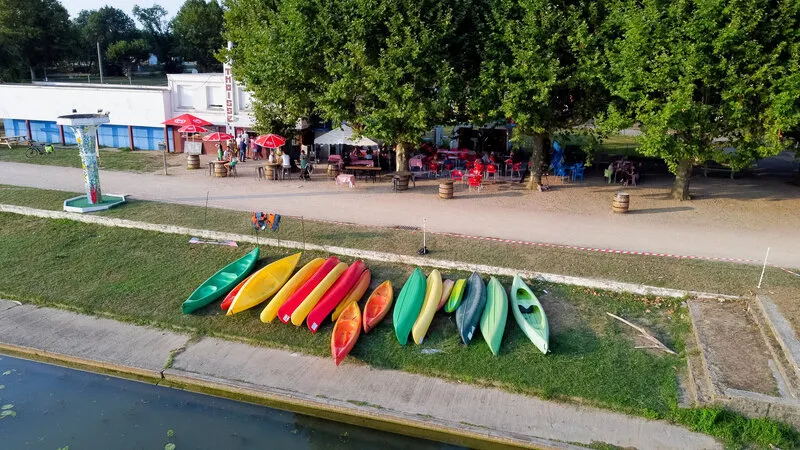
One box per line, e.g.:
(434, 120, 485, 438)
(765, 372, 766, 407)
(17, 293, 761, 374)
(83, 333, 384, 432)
(480, 277, 508, 355)
(455, 272, 486, 345)
(181, 247, 260, 314)
(510, 274, 549, 354)
(443, 278, 466, 313)
(393, 267, 426, 345)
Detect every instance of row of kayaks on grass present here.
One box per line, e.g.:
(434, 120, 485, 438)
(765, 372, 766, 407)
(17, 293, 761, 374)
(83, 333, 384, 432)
(181, 248, 549, 364)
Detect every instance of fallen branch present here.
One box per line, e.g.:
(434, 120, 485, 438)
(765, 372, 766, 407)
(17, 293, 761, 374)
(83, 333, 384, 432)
(607, 312, 677, 355)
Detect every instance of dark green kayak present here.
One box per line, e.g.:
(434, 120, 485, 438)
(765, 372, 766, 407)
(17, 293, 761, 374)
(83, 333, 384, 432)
(181, 247, 260, 314)
(393, 267, 426, 345)
(455, 272, 486, 345)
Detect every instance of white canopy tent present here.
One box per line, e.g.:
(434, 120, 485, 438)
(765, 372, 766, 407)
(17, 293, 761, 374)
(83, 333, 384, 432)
(314, 123, 380, 146)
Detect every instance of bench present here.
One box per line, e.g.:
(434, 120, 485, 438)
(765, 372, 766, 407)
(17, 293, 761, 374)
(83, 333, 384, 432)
(0, 136, 26, 149)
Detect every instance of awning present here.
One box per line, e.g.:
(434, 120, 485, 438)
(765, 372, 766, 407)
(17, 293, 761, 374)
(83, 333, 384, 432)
(315, 123, 379, 146)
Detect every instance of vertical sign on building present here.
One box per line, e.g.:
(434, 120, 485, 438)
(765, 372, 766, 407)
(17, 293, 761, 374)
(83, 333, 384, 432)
(223, 42, 236, 135)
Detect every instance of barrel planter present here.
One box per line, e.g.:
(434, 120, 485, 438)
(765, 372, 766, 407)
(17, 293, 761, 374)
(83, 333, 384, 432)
(395, 174, 410, 191)
(328, 163, 340, 179)
(612, 192, 630, 213)
(439, 180, 454, 199)
(265, 164, 276, 180)
(187, 154, 200, 170)
(214, 163, 228, 178)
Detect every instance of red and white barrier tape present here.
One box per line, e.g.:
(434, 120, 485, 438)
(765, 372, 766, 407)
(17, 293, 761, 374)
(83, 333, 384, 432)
(285, 215, 800, 278)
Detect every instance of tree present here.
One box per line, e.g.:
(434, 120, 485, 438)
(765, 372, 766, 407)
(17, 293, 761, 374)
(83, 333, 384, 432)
(106, 39, 150, 82)
(132, 4, 172, 64)
(0, 0, 72, 81)
(603, 0, 800, 200)
(173, 0, 224, 72)
(471, 0, 610, 190)
(73, 6, 138, 73)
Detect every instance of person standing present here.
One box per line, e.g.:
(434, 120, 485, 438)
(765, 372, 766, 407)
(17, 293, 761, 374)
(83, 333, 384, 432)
(243, 132, 250, 160)
(238, 134, 247, 162)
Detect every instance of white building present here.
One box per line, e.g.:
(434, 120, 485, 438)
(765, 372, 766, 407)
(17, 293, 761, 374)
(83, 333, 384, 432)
(0, 73, 256, 152)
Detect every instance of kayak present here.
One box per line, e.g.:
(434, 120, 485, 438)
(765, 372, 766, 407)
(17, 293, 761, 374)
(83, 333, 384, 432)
(363, 280, 393, 333)
(220, 273, 255, 311)
(436, 279, 455, 311)
(480, 276, 508, 355)
(331, 269, 372, 321)
(444, 279, 467, 313)
(290, 262, 347, 326)
(307, 260, 367, 332)
(411, 270, 443, 345)
(260, 257, 325, 323)
(455, 272, 486, 345)
(511, 274, 549, 354)
(277, 257, 340, 324)
(181, 247, 259, 314)
(393, 268, 426, 345)
(331, 301, 361, 366)
(227, 252, 301, 315)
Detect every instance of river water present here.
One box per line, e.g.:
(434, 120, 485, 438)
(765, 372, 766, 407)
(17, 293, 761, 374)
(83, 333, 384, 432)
(0, 355, 464, 449)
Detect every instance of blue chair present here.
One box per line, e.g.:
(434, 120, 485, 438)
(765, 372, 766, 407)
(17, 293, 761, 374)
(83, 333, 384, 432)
(554, 165, 570, 183)
(572, 164, 585, 182)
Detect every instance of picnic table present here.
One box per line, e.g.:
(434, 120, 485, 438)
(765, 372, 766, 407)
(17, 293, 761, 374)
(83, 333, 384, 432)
(345, 165, 382, 183)
(1, 135, 27, 148)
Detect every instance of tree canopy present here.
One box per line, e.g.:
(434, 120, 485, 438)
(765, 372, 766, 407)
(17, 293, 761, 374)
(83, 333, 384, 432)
(132, 4, 172, 64)
(173, 0, 225, 72)
(0, 0, 72, 81)
(106, 39, 151, 81)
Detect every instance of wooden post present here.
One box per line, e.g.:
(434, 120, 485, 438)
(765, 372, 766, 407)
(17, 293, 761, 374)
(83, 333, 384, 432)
(128, 125, 135, 150)
(163, 126, 170, 152)
(163, 148, 168, 175)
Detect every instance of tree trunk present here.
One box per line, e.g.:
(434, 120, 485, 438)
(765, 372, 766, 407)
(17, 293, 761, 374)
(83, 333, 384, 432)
(671, 158, 693, 200)
(29, 66, 36, 82)
(525, 132, 547, 190)
(395, 142, 407, 173)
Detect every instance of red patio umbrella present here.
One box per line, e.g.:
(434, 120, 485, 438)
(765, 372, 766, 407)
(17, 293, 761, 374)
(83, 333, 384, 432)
(203, 132, 234, 142)
(254, 134, 286, 148)
(162, 114, 212, 127)
(177, 125, 209, 133)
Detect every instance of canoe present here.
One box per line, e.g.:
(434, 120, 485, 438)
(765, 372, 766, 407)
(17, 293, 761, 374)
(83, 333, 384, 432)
(260, 257, 325, 323)
(511, 274, 549, 354)
(393, 268, 426, 345)
(411, 270, 443, 345)
(455, 272, 486, 345)
(436, 279, 455, 311)
(220, 273, 255, 311)
(307, 260, 367, 332)
(277, 257, 340, 324)
(331, 269, 372, 322)
(331, 301, 361, 366)
(444, 279, 467, 313)
(480, 277, 508, 355)
(363, 281, 393, 333)
(181, 247, 259, 314)
(290, 262, 348, 326)
(227, 253, 302, 315)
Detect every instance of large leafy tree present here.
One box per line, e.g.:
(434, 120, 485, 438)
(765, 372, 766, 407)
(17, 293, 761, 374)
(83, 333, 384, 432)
(471, 0, 610, 190)
(73, 6, 138, 73)
(603, 0, 800, 200)
(0, 0, 72, 81)
(173, 0, 225, 72)
(132, 4, 172, 65)
(106, 39, 151, 82)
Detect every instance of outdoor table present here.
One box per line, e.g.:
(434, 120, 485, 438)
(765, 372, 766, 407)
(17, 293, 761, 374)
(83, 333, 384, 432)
(345, 165, 382, 183)
(264, 162, 281, 180)
(212, 160, 229, 177)
(0, 135, 25, 148)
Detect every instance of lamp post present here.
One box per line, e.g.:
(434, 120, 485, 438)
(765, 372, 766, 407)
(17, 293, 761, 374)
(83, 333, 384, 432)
(56, 112, 110, 205)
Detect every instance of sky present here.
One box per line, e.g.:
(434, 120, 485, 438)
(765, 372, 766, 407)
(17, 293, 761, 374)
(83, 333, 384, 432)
(60, 0, 186, 21)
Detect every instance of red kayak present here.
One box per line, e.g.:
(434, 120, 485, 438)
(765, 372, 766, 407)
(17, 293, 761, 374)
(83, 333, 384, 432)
(363, 280, 393, 333)
(277, 256, 340, 324)
(307, 260, 366, 332)
(331, 301, 361, 366)
(220, 274, 255, 311)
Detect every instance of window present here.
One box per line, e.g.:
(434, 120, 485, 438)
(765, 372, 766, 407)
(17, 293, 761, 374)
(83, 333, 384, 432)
(206, 86, 223, 109)
(237, 89, 252, 111)
(177, 85, 194, 109)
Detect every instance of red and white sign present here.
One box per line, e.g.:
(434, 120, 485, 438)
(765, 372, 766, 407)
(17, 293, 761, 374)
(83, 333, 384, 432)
(224, 65, 235, 135)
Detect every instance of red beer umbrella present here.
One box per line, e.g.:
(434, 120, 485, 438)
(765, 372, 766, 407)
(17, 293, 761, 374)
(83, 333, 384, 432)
(162, 114, 212, 127)
(203, 132, 234, 142)
(254, 134, 286, 148)
(177, 125, 209, 133)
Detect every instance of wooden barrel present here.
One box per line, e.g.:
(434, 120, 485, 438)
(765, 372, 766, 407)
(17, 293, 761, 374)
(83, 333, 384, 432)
(612, 192, 630, 213)
(187, 154, 200, 170)
(439, 180, 454, 199)
(214, 163, 228, 178)
(395, 174, 409, 191)
(327, 163, 340, 179)
(264, 164, 275, 180)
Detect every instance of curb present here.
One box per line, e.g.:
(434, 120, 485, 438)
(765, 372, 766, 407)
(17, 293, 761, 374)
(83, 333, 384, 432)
(0, 204, 739, 300)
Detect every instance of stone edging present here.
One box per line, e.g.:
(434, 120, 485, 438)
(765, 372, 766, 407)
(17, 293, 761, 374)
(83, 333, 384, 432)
(0, 203, 738, 300)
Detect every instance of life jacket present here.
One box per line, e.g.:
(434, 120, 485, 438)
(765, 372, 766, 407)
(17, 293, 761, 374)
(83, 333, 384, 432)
(252, 212, 281, 231)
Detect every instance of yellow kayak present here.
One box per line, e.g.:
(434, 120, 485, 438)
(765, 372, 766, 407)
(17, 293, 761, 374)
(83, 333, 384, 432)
(227, 253, 301, 316)
(290, 262, 347, 326)
(411, 269, 443, 345)
(260, 257, 325, 323)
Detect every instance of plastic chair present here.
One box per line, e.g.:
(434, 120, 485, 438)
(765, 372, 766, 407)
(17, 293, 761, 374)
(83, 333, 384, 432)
(428, 161, 439, 178)
(511, 162, 522, 179)
(554, 166, 570, 183)
(504, 159, 513, 176)
(442, 162, 454, 177)
(227, 161, 238, 177)
(467, 174, 483, 192)
(573, 164, 585, 182)
(451, 169, 465, 185)
(485, 163, 498, 182)
(474, 161, 485, 177)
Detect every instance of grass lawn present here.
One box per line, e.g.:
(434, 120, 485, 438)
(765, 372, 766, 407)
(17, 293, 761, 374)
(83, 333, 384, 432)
(0, 146, 181, 173)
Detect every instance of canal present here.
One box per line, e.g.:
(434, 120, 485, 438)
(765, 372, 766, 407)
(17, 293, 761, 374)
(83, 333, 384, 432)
(0, 355, 465, 449)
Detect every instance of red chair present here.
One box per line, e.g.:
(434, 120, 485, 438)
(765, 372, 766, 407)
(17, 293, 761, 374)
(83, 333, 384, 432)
(451, 169, 465, 184)
(474, 161, 484, 177)
(468, 173, 483, 192)
(512, 162, 522, 179)
(442, 162, 454, 177)
(465, 160, 474, 171)
(504, 159, 514, 176)
(428, 161, 439, 178)
(486, 163, 498, 182)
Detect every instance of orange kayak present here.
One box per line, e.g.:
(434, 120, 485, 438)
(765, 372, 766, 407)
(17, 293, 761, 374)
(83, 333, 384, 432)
(436, 279, 455, 311)
(363, 280, 393, 333)
(331, 269, 372, 322)
(331, 301, 361, 366)
(220, 274, 255, 311)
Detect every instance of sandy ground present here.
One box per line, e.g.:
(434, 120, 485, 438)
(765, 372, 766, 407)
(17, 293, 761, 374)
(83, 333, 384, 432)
(1, 156, 798, 268)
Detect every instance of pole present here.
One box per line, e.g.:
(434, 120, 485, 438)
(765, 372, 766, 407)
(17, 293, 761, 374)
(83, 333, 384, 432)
(96, 41, 104, 84)
(301, 216, 306, 251)
(757, 247, 770, 289)
(204, 191, 209, 227)
(423, 218, 426, 249)
(163, 148, 168, 175)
